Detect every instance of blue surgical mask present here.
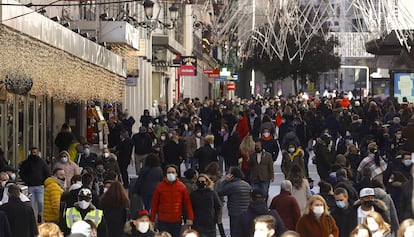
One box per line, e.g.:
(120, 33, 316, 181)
(83, 148, 90, 155)
(336, 201, 346, 209)
(288, 147, 295, 153)
(403, 160, 412, 167)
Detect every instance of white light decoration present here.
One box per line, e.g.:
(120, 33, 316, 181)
(202, 0, 414, 62)
(3, 69, 33, 95)
(0, 25, 125, 102)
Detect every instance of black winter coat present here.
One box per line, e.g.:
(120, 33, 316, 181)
(19, 155, 50, 186)
(117, 137, 134, 165)
(190, 188, 221, 237)
(193, 144, 218, 172)
(102, 206, 127, 237)
(331, 205, 356, 237)
(0, 210, 11, 237)
(0, 197, 38, 237)
(133, 166, 163, 196)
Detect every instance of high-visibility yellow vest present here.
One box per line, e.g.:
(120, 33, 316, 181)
(65, 207, 103, 228)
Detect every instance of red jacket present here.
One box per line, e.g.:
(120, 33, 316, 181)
(236, 116, 249, 141)
(269, 190, 301, 230)
(150, 178, 194, 223)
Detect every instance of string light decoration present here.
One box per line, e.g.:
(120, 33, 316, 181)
(3, 69, 33, 95)
(0, 25, 125, 102)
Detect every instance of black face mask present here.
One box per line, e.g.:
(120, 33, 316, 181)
(58, 177, 65, 182)
(255, 148, 261, 153)
(363, 200, 373, 208)
(196, 181, 207, 190)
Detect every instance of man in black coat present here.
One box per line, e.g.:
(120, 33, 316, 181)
(132, 126, 153, 175)
(193, 135, 218, 172)
(117, 130, 134, 188)
(331, 188, 356, 237)
(236, 189, 286, 237)
(162, 134, 185, 175)
(0, 184, 38, 237)
(18, 147, 50, 223)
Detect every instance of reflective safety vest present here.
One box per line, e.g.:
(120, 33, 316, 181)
(65, 207, 103, 228)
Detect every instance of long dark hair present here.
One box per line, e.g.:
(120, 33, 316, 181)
(100, 181, 129, 209)
(287, 164, 304, 189)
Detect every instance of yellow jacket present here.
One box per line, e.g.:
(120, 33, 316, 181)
(43, 177, 63, 222)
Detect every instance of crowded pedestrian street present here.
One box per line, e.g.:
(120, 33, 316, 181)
(2, 0, 414, 237)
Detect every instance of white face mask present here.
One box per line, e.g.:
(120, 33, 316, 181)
(367, 223, 379, 232)
(137, 222, 150, 233)
(312, 206, 324, 217)
(61, 157, 68, 163)
(404, 226, 414, 237)
(1, 180, 7, 187)
(160, 135, 166, 141)
(263, 132, 270, 138)
(254, 232, 269, 237)
(196, 132, 202, 137)
(103, 187, 108, 193)
(103, 153, 110, 158)
(166, 173, 176, 182)
(78, 200, 91, 209)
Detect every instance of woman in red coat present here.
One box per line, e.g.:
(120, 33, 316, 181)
(296, 195, 339, 237)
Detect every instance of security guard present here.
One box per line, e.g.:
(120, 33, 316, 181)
(62, 188, 107, 236)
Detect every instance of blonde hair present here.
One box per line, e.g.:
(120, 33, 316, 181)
(240, 135, 255, 155)
(303, 195, 330, 216)
(197, 173, 213, 189)
(154, 231, 172, 237)
(364, 212, 391, 233)
(38, 223, 63, 237)
(398, 218, 414, 237)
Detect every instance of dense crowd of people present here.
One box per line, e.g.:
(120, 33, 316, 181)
(0, 94, 414, 237)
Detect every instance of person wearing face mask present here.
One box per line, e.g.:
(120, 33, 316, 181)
(247, 141, 274, 201)
(397, 218, 414, 237)
(296, 195, 339, 237)
(331, 188, 356, 237)
(384, 152, 412, 186)
(150, 165, 194, 237)
(354, 188, 390, 227)
(357, 142, 387, 184)
(123, 209, 155, 237)
(186, 128, 206, 169)
(190, 174, 221, 237)
(100, 148, 121, 177)
(43, 168, 65, 223)
(63, 188, 107, 237)
(400, 165, 414, 221)
(79, 143, 100, 170)
(54, 150, 80, 190)
(193, 135, 218, 173)
(364, 212, 392, 237)
(281, 142, 305, 178)
(260, 128, 279, 162)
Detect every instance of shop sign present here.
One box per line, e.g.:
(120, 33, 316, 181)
(227, 83, 236, 91)
(179, 65, 196, 76)
(214, 76, 227, 82)
(126, 76, 137, 86)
